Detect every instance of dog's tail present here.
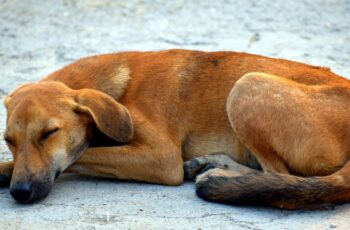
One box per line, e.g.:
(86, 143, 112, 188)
(196, 162, 350, 209)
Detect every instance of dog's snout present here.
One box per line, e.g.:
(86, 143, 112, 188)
(10, 182, 33, 203)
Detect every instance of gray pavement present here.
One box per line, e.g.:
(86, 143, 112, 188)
(0, 0, 350, 229)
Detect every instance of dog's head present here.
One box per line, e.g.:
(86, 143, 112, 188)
(3, 81, 133, 203)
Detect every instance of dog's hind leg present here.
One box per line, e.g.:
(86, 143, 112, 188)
(226, 73, 291, 174)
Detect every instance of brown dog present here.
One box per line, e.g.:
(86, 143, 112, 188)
(1, 49, 349, 209)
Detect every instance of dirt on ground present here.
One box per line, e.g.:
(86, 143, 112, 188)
(0, 0, 350, 229)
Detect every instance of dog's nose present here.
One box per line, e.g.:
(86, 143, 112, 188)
(10, 182, 33, 202)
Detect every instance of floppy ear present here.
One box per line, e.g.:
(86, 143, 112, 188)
(3, 96, 10, 109)
(3, 83, 34, 109)
(74, 89, 133, 143)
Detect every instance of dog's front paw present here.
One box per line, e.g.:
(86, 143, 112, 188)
(0, 174, 10, 187)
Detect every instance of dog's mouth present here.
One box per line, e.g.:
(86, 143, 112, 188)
(54, 170, 61, 180)
(9, 135, 90, 204)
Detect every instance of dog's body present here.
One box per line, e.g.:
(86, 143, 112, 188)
(1, 49, 350, 208)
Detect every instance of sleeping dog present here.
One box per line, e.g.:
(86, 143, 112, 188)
(1, 49, 350, 209)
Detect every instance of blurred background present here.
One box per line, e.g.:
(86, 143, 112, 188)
(0, 1, 350, 229)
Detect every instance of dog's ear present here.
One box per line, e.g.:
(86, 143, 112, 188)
(73, 89, 133, 143)
(3, 83, 34, 109)
(3, 96, 11, 109)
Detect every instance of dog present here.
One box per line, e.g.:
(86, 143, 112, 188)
(1, 49, 350, 209)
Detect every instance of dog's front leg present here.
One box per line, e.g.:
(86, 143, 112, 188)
(0, 161, 13, 186)
(66, 143, 184, 186)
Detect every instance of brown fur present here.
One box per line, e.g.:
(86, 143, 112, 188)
(1, 49, 350, 207)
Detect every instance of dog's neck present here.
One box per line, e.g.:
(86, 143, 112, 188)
(41, 56, 131, 101)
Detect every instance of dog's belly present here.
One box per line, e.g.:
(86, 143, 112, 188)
(182, 133, 235, 161)
(182, 130, 262, 169)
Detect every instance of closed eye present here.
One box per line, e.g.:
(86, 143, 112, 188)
(41, 128, 59, 141)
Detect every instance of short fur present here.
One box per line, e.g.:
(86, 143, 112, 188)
(1, 49, 350, 208)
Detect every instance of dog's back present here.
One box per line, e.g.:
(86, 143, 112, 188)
(43, 49, 347, 167)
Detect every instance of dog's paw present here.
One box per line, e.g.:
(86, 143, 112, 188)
(184, 158, 216, 180)
(0, 174, 10, 187)
(195, 168, 240, 184)
(184, 153, 235, 180)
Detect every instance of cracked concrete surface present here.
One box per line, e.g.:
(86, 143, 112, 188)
(1, 0, 350, 229)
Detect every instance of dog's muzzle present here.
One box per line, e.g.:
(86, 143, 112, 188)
(10, 181, 33, 203)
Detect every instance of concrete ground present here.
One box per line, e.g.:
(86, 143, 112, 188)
(0, 0, 350, 229)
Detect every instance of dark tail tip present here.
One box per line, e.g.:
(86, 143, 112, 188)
(196, 176, 241, 204)
(196, 178, 212, 200)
